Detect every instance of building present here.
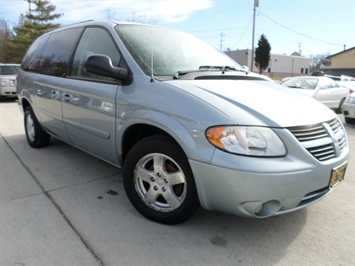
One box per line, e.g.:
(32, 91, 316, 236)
(225, 49, 310, 80)
(321, 47, 355, 77)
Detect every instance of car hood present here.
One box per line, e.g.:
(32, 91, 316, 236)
(0, 74, 17, 79)
(164, 79, 336, 127)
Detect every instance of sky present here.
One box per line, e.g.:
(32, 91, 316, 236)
(1, 0, 354, 57)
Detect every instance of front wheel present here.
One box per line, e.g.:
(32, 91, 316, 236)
(24, 106, 51, 148)
(123, 135, 199, 224)
(345, 117, 355, 124)
(337, 98, 346, 114)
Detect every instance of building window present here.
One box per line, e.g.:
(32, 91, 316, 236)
(305, 68, 308, 74)
(301, 68, 304, 74)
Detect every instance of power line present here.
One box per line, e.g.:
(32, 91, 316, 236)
(258, 11, 343, 47)
(229, 15, 253, 49)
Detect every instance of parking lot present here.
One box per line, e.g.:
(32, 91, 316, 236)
(1, 100, 354, 266)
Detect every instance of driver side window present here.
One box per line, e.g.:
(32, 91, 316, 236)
(72, 27, 121, 81)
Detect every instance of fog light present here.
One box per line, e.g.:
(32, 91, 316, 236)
(255, 200, 281, 217)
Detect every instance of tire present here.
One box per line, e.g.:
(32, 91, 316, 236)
(337, 98, 345, 114)
(345, 117, 355, 124)
(24, 106, 51, 148)
(123, 135, 199, 225)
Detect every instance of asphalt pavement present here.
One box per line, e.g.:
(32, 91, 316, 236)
(1, 100, 354, 266)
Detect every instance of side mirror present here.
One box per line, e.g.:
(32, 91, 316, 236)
(85, 54, 128, 80)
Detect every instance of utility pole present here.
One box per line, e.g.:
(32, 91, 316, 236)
(251, 0, 259, 72)
(220, 32, 225, 52)
(298, 42, 302, 55)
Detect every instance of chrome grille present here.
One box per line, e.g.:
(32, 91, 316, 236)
(288, 118, 347, 161)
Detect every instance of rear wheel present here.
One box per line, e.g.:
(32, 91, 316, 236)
(24, 106, 51, 148)
(123, 135, 199, 224)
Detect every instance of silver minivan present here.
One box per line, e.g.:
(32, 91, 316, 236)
(17, 21, 349, 224)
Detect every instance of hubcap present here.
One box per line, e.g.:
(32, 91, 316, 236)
(26, 113, 35, 142)
(133, 153, 187, 212)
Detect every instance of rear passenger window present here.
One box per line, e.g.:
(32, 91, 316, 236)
(22, 35, 50, 72)
(71, 27, 121, 81)
(38, 28, 83, 77)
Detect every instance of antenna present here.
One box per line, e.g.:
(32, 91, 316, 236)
(150, 26, 154, 82)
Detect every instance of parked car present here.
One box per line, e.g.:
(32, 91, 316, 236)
(326, 75, 355, 93)
(343, 92, 355, 124)
(0, 63, 20, 100)
(16, 21, 349, 224)
(281, 76, 350, 112)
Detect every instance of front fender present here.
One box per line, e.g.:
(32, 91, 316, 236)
(116, 109, 215, 163)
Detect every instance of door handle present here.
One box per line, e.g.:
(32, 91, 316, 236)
(62, 93, 73, 102)
(51, 90, 61, 99)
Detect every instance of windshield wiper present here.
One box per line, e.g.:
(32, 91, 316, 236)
(173, 70, 202, 79)
(173, 65, 245, 79)
(199, 65, 237, 71)
(287, 85, 302, 88)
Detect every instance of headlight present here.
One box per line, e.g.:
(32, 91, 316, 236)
(345, 97, 355, 104)
(206, 126, 286, 157)
(0, 78, 10, 86)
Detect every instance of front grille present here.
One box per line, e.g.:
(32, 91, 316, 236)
(288, 118, 347, 161)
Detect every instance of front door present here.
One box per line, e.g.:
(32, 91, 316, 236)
(62, 27, 123, 165)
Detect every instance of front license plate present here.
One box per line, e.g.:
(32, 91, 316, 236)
(329, 162, 347, 188)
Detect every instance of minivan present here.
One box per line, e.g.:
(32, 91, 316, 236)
(17, 21, 349, 224)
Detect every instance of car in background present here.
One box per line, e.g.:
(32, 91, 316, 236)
(343, 92, 355, 124)
(281, 76, 350, 113)
(0, 63, 20, 100)
(326, 75, 355, 93)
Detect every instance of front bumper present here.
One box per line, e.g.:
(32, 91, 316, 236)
(190, 124, 349, 218)
(190, 155, 348, 218)
(343, 102, 355, 119)
(0, 86, 17, 98)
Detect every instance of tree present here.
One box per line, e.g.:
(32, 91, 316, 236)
(254, 34, 271, 74)
(11, 0, 63, 62)
(309, 53, 330, 72)
(102, 7, 118, 20)
(0, 19, 15, 63)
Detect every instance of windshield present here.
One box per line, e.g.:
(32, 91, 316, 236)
(0, 65, 20, 75)
(282, 78, 318, 90)
(115, 24, 244, 77)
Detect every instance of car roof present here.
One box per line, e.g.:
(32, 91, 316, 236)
(40, 20, 175, 37)
(287, 76, 333, 81)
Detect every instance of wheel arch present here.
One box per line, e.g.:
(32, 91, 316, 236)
(20, 97, 31, 112)
(121, 123, 181, 164)
(118, 113, 215, 166)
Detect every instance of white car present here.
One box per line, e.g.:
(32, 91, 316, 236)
(327, 75, 355, 93)
(281, 76, 350, 112)
(343, 92, 355, 123)
(0, 63, 20, 100)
